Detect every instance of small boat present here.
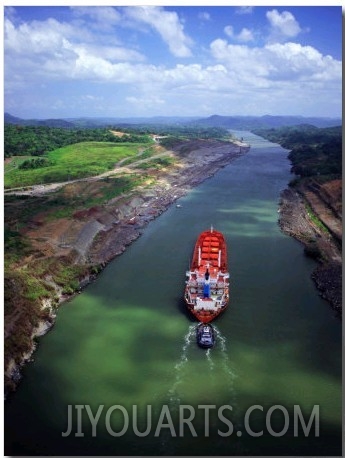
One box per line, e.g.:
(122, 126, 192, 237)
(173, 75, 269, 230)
(196, 323, 215, 348)
(184, 226, 229, 323)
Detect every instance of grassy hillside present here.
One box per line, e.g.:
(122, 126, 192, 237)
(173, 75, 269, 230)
(4, 142, 148, 188)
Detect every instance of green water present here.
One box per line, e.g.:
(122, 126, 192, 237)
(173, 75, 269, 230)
(5, 132, 342, 456)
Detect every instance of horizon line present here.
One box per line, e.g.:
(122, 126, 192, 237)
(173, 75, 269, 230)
(5, 112, 342, 121)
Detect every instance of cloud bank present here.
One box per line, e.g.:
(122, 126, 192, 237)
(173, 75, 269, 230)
(4, 6, 342, 118)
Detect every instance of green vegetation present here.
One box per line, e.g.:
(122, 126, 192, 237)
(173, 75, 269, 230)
(94, 175, 146, 202)
(112, 124, 230, 140)
(4, 156, 32, 173)
(18, 157, 54, 170)
(4, 124, 152, 158)
(253, 125, 342, 182)
(54, 174, 147, 218)
(5, 123, 228, 160)
(5, 123, 231, 188)
(5, 174, 147, 222)
(4, 228, 33, 263)
(305, 204, 329, 234)
(120, 146, 156, 166)
(136, 156, 176, 170)
(4, 254, 89, 391)
(5, 142, 146, 188)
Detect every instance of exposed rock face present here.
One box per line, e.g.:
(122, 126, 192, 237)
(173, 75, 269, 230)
(312, 262, 342, 314)
(278, 181, 342, 317)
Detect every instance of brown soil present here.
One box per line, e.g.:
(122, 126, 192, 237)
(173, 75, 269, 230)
(110, 130, 127, 137)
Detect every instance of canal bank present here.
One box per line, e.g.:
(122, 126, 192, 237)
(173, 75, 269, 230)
(5, 132, 342, 456)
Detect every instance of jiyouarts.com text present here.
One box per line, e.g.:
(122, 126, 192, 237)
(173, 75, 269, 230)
(62, 404, 320, 438)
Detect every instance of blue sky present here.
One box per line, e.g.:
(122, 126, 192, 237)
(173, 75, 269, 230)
(4, 5, 342, 119)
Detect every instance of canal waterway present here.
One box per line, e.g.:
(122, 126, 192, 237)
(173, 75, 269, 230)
(5, 132, 342, 456)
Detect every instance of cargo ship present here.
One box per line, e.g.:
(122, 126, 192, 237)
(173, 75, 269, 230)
(184, 227, 229, 323)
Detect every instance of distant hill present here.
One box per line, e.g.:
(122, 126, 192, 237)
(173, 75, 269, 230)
(5, 113, 200, 128)
(4, 113, 24, 125)
(4, 112, 75, 128)
(4, 112, 341, 130)
(189, 114, 342, 130)
(67, 116, 200, 127)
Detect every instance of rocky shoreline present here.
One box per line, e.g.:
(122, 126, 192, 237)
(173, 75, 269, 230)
(89, 143, 248, 264)
(278, 187, 342, 317)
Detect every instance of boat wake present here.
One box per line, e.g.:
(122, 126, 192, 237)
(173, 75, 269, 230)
(158, 324, 196, 455)
(205, 348, 214, 370)
(167, 323, 197, 406)
(159, 323, 239, 455)
(212, 325, 238, 403)
(167, 323, 237, 406)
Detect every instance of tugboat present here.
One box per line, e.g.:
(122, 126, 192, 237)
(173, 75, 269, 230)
(196, 323, 215, 348)
(184, 227, 229, 323)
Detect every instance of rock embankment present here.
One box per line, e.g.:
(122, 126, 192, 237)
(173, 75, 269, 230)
(278, 182, 342, 317)
(89, 140, 249, 264)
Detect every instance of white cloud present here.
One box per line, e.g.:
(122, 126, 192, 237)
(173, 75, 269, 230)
(4, 8, 341, 118)
(71, 6, 121, 25)
(5, 13, 340, 89)
(198, 12, 211, 21)
(69, 6, 124, 36)
(4, 16, 146, 84)
(124, 6, 193, 58)
(209, 39, 341, 87)
(126, 95, 165, 107)
(237, 28, 254, 43)
(224, 25, 254, 43)
(266, 9, 302, 42)
(224, 26, 234, 38)
(235, 7, 254, 15)
(73, 43, 145, 63)
(5, 18, 75, 55)
(266, 42, 341, 81)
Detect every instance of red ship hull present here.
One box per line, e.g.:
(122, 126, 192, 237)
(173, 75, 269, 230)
(184, 228, 229, 323)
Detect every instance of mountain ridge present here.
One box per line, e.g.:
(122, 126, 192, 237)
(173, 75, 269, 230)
(4, 112, 341, 129)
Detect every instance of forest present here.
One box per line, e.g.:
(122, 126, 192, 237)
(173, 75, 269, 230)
(253, 125, 342, 181)
(4, 124, 230, 158)
(4, 125, 151, 158)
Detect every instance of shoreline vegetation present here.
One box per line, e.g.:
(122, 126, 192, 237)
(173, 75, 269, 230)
(4, 123, 341, 397)
(4, 128, 249, 396)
